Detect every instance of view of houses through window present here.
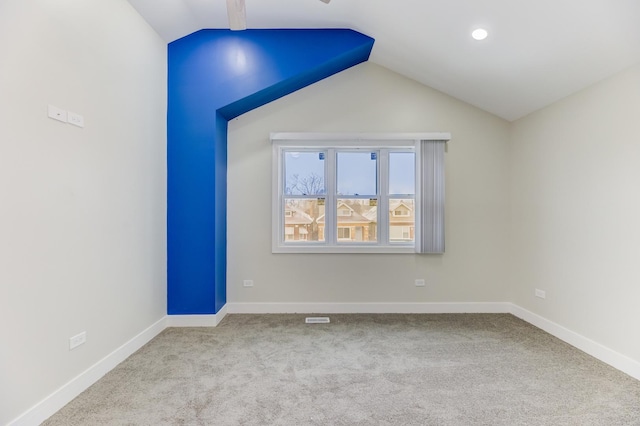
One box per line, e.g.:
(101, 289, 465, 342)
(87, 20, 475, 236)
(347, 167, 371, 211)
(282, 148, 415, 245)
(284, 197, 415, 243)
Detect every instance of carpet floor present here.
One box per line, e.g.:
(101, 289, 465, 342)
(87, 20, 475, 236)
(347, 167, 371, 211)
(43, 314, 640, 425)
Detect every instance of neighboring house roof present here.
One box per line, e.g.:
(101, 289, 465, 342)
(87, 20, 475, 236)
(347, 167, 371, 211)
(389, 200, 413, 211)
(317, 202, 374, 224)
(389, 200, 414, 220)
(315, 201, 416, 224)
(362, 206, 377, 221)
(284, 205, 314, 225)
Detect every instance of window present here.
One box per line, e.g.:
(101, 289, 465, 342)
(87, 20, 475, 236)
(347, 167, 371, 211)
(338, 207, 352, 217)
(272, 133, 449, 253)
(284, 227, 294, 240)
(390, 225, 412, 241)
(337, 227, 351, 240)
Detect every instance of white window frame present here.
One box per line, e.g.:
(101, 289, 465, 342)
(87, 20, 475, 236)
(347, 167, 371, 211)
(271, 133, 450, 254)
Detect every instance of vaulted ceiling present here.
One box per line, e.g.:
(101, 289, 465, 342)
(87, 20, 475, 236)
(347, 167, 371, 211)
(127, 0, 640, 121)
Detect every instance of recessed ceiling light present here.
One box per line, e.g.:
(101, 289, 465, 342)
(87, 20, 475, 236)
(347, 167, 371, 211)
(472, 28, 488, 41)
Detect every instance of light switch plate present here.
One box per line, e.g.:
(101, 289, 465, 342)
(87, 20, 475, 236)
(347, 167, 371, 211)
(48, 105, 67, 123)
(67, 111, 84, 127)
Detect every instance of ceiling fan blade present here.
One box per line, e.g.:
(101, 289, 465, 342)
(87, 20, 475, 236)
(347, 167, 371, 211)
(319, 0, 331, 3)
(227, 0, 246, 31)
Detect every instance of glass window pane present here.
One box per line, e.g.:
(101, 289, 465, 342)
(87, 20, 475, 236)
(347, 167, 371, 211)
(337, 152, 377, 195)
(336, 198, 377, 242)
(389, 198, 414, 242)
(389, 152, 415, 195)
(284, 198, 325, 242)
(285, 152, 325, 195)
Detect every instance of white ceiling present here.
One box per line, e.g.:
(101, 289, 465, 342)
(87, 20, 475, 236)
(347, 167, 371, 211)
(127, 0, 640, 121)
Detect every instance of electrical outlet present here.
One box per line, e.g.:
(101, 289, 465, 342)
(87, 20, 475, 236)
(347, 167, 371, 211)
(67, 111, 84, 127)
(69, 331, 86, 350)
(415, 279, 426, 287)
(535, 289, 546, 299)
(243, 279, 254, 287)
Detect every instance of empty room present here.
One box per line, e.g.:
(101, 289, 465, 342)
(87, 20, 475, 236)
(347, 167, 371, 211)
(1, 0, 640, 424)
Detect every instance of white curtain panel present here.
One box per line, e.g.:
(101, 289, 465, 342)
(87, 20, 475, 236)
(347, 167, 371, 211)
(417, 140, 446, 254)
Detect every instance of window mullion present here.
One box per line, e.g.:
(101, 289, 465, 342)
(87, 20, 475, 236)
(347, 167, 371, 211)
(326, 148, 337, 246)
(276, 146, 285, 248)
(379, 149, 389, 245)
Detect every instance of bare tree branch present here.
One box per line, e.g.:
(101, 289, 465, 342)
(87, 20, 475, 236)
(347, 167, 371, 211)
(285, 173, 324, 195)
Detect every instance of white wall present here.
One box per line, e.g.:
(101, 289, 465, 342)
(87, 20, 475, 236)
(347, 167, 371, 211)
(228, 63, 510, 306)
(2, 3, 635, 419)
(0, 1, 167, 424)
(510, 64, 640, 363)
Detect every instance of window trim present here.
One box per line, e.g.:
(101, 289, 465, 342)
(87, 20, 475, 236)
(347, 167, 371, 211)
(271, 133, 450, 254)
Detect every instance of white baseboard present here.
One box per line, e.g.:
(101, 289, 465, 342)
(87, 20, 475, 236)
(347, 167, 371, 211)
(9, 316, 167, 426)
(226, 302, 512, 314)
(509, 304, 640, 381)
(10, 302, 639, 425)
(166, 304, 229, 327)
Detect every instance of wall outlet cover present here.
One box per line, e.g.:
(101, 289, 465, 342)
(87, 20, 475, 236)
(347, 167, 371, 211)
(69, 331, 87, 350)
(67, 111, 85, 127)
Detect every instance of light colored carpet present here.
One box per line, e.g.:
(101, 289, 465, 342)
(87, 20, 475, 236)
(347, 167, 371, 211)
(44, 314, 640, 425)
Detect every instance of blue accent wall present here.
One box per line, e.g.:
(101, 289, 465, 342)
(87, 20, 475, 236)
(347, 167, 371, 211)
(168, 29, 374, 314)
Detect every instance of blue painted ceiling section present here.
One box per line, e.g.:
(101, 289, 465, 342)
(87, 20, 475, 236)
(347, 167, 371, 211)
(168, 29, 374, 315)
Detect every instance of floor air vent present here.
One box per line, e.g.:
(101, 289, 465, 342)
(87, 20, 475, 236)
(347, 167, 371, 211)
(305, 317, 330, 324)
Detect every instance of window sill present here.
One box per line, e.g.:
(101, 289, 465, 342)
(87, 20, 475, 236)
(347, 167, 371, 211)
(272, 245, 416, 254)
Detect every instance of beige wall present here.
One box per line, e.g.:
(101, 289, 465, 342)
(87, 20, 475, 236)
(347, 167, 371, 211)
(0, 1, 167, 423)
(228, 63, 511, 305)
(510, 63, 640, 362)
